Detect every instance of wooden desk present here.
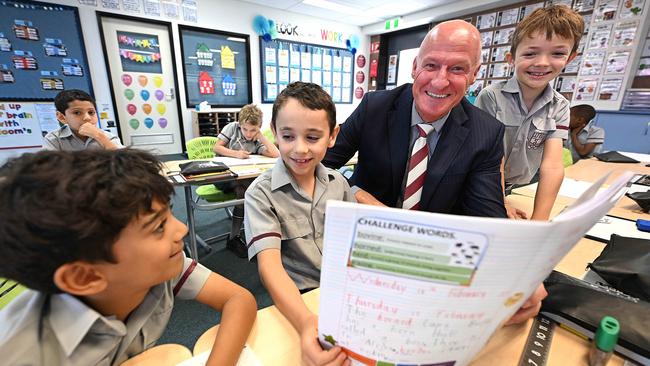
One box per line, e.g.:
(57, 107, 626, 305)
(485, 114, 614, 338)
(162, 158, 277, 260)
(512, 159, 650, 221)
(120, 344, 192, 366)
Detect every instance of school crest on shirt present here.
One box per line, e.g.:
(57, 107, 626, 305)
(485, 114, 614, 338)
(527, 129, 547, 149)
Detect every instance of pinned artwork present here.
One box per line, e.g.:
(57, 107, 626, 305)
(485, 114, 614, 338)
(221, 45, 235, 69)
(40, 77, 64, 90)
(124, 88, 134, 100)
(153, 75, 163, 87)
(142, 103, 152, 114)
(158, 117, 168, 128)
(144, 117, 154, 128)
(117, 31, 162, 73)
(126, 103, 137, 115)
(138, 74, 148, 87)
(122, 73, 133, 86)
(355, 86, 364, 99)
(156, 103, 166, 115)
(13, 20, 39, 40)
(140, 89, 150, 101)
(198, 71, 214, 94)
(155, 89, 164, 101)
(129, 118, 139, 129)
(222, 74, 236, 96)
(196, 43, 213, 66)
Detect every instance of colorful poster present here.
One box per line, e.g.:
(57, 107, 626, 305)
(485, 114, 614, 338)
(611, 20, 639, 47)
(278, 67, 289, 83)
(573, 0, 595, 12)
(580, 51, 606, 76)
(588, 24, 613, 49)
(489, 63, 510, 78)
(480, 31, 493, 48)
(564, 54, 582, 73)
(265, 47, 276, 65)
(0, 102, 43, 149)
(619, 0, 645, 18)
(478, 64, 488, 79)
(604, 50, 630, 74)
(265, 65, 277, 84)
(598, 77, 623, 100)
(493, 27, 514, 45)
(117, 32, 162, 73)
(220, 45, 235, 69)
(222, 74, 236, 96)
(481, 49, 490, 64)
(491, 46, 509, 62)
(387, 54, 397, 83)
(555, 76, 577, 93)
(637, 57, 650, 76)
(575, 78, 599, 100)
(278, 48, 289, 67)
(593, 0, 619, 21)
(266, 83, 277, 99)
(477, 12, 496, 29)
(498, 8, 520, 26)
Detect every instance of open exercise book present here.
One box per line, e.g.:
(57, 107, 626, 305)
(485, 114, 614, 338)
(318, 171, 634, 366)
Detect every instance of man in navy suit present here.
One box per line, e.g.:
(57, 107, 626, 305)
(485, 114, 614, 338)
(324, 20, 506, 218)
(324, 20, 545, 325)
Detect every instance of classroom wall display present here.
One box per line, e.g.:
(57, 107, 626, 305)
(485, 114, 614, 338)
(0, 0, 93, 101)
(178, 25, 252, 108)
(260, 37, 354, 104)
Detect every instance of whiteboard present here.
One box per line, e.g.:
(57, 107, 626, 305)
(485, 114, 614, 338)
(396, 48, 419, 87)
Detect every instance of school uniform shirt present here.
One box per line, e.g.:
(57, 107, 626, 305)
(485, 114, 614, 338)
(244, 159, 355, 290)
(475, 77, 569, 185)
(217, 121, 267, 155)
(42, 124, 124, 151)
(0, 255, 210, 366)
(564, 121, 605, 162)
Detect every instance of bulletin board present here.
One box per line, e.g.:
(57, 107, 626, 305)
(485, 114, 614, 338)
(259, 38, 354, 104)
(458, 0, 650, 110)
(178, 25, 252, 108)
(0, 0, 93, 101)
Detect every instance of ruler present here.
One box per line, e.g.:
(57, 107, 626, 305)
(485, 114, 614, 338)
(518, 314, 556, 366)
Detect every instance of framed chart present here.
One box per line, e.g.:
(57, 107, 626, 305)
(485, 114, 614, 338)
(259, 38, 354, 104)
(178, 25, 252, 108)
(0, 0, 93, 101)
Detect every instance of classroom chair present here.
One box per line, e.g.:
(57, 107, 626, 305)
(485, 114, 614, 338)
(0, 278, 25, 311)
(562, 147, 574, 168)
(186, 136, 237, 203)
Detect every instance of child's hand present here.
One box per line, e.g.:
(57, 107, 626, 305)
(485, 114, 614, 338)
(505, 202, 527, 219)
(234, 150, 251, 159)
(504, 284, 548, 325)
(77, 123, 103, 140)
(300, 315, 350, 366)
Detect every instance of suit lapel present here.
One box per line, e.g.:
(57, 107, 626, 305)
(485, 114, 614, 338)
(420, 101, 470, 209)
(387, 88, 413, 195)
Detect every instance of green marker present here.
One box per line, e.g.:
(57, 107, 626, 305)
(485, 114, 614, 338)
(589, 316, 619, 366)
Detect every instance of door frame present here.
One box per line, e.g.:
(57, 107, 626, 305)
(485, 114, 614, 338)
(96, 11, 186, 153)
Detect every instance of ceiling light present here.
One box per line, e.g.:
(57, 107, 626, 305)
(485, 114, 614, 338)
(302, 0, 357, 15)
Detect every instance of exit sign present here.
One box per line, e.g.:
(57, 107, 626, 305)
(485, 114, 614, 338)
(384, 18, 399, 30)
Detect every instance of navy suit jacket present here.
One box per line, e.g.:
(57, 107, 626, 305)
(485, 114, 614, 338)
(323, 84, 507, 218)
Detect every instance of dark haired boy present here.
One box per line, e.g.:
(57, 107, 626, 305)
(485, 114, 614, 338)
(0, 149, 256, 366)
(244, 82, 354, 366)
(43, 89, 123, 151)
(565, 104, 604, 162)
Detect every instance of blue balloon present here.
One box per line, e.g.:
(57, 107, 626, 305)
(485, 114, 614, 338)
(253, 15, 270, 35)
(144, 117, 154, 129)
(262, 33, 272, 42)
(140, 89, 150, 101)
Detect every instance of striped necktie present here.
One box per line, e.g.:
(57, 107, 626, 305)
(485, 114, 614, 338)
(402, 123, 434, 210)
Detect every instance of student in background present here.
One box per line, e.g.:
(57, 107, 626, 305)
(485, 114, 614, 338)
(476, 5, 584, 221)
(43, 89, 123, 151)
(244, 82, 354, 366)
(213, 103, 279, 159)
(0, 149, 256, 366)
(565, 104, 604, 162)
(213, 104, 280, 258)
